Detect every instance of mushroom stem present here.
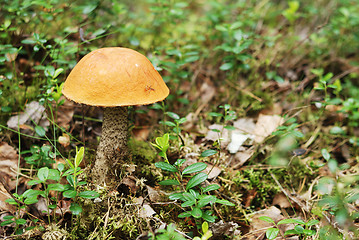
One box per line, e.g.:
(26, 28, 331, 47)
(92, 106, 128, 185)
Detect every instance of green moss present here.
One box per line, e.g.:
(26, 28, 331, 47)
(128, 138, 157, 164)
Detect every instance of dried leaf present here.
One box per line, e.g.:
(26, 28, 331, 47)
(227, 131, 251, 154)
(146, 186, 163, 202)
(210, 220, 240, 238)
(232, 149, 254, 168)
(254, 114, 283, 143)
(205, 124, 230, 147)
(0, 143, 18, 190)
(56, 98, 74, 129)
(7, 101, 49, 132)
(58, 134, 70, 147)
(250, 206, 284, 238)
(203, 164, 221, 179)
(272, 193, 291, 209)
(134, 197, 156, 218)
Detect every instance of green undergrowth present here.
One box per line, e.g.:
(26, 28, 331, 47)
(1, 0, 358, 239)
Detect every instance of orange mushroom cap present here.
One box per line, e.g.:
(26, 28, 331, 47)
(62, 47, 169, 107)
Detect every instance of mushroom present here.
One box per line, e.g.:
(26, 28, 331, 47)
(62, 47, 169, 185)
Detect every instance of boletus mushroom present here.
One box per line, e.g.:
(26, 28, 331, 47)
(62, 47, 169, 185)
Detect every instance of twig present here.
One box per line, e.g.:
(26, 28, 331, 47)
(270, 172, 309, 214)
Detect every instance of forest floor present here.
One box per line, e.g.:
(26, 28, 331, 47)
(0, 1, 358, 239)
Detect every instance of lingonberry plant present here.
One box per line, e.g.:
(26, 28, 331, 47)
(152, 133, 235, 225)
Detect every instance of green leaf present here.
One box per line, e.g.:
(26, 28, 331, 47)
(202, 221, 209, 234)
(321, 148, 330, 161)
(5, 199, 17, 205)
(3, 215, 14, 220)
(174, 159, 186, 167)
(330, 126, 345, 135)
(166, 112, 180, 120)
(155, 162, 178, 172)
(49, 204, 57, 209)
(197, 195, 217, 208)
(305, 219, 319, 226)
(182, 162, 207, 175)
(164, 121, 176, 127)
(158, 179, 180, 186)
(186, 172, 208, 191)
(284, 229, 298, 235)
(189, 189, 199, 199)
(0, 220, 14, 226)
(224, 125, 236, 130)
(183, 192, 196, 201)
(328, 159, 338, 173)
(75, 146, 84, 168)
(278, 219, 305, 225)
(22, 189, 42, 199)
(176, 118, 187, 124)
(266, 228, 280, 240)
(78, 191, 100, 199)
(191, 207, 202, 218)
(259, 216, 275, 224)
(57, 163, 65, 172)
(38, 167, 49, 181)
(48, 169, 60, 181)
(219, 62, 233, 71)
(158, 152, 167, 158)
(202, 211, 216, 223)
(201, 150, 218, 157)
(178, 212, 191, 218)
(303, 229, 316, 236)
(53, 68, 64, 78)
(35, 126, 46, 137)
(66, 175, 74, 187)
(63, 190, 77, 199)
(202, 184, 220, 193)
(155, 134, 169, 152)
(24, 197, 38, 205)
(169, 192, 184, 200)
(215, 199, 235, 206)
(70, 203, 82, 215)
(294, 225, 304, 233)
(208, 112, 223, 117)
(65, 158, 74, 169)
(47, 183, 66, 192)
(15, 218, 27, 225)
(181, 200, 196, 208)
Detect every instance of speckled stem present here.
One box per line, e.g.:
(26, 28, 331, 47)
(92, 106, 128, 185)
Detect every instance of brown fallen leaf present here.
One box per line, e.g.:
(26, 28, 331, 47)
(134, 197, 156, 218)
(205, 124, 230, 147)
(0, 142, 19, 191)
(199, 80, 216, 105)
(7, 101, 49, 132)
(203, 164, 221, 179)
(249, 206, 285, 239)
(0, 185, 16, 212)
(55, 97, 75, 129)
(146, 186, 163, 202)
(231, 149, 254, 169)
(132, 126, 151, 141)
(210, 220, 240, 238)
(58, 133, 70, 147)
(233, 118, 256, 134)
(254, 114, 283, 143)
(272, 192, 291, 209)
(120, 176, 139, 195)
